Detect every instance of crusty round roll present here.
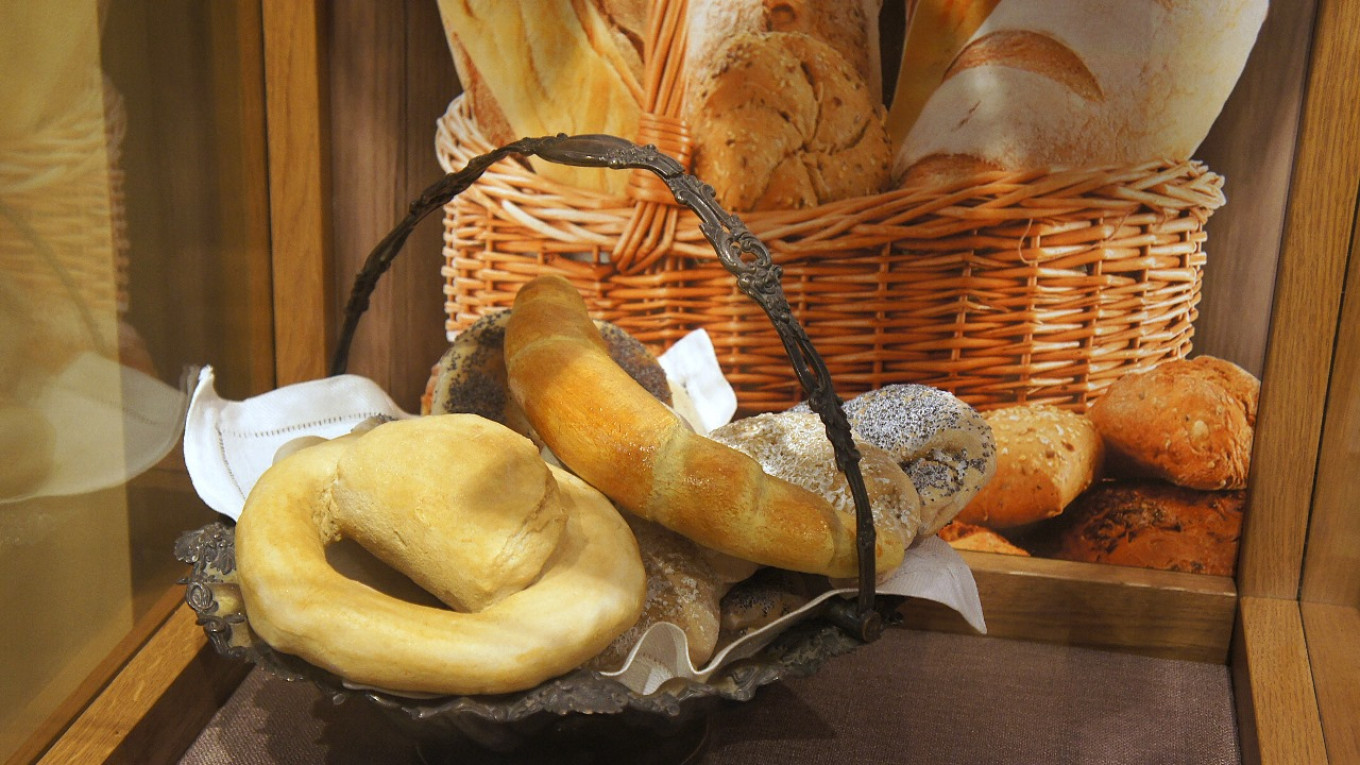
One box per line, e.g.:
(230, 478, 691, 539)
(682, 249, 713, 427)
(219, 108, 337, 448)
(1087, 356, 1259, 491)
(708, 410, 924, 547)
(895, 0, 1268, 186)
(689, 31, 891, 212)
(833, 384, 996, 535)
(425, 310, 671, 437)
(235, 414, 646, 696)
(503, 275, 906, 578)
(957, 404, 1104, 528)
(1051, 481, 1245, 576)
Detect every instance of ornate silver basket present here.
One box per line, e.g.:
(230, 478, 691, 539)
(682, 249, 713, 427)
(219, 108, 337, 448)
(179, 135, 897, 759)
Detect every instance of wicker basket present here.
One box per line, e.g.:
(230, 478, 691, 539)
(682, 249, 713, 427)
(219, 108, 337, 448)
(435, 4, 1225, 415)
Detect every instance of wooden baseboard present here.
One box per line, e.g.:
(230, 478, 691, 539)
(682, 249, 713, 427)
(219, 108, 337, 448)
(903, 550, 1238, 663)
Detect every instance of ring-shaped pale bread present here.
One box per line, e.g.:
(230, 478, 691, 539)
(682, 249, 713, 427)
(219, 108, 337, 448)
(235, 424, 646, 697)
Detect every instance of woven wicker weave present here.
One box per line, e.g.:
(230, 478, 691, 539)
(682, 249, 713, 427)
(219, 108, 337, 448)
(435, 2, 1225, 415)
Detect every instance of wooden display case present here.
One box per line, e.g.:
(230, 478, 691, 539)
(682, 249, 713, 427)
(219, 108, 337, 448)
(22, 1, 1358, 762)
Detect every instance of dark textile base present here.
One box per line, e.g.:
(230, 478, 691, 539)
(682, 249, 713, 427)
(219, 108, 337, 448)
(178, 628, 1240, 765)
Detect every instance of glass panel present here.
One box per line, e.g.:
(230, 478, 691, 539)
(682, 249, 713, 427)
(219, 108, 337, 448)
(0, 2, 270, 760)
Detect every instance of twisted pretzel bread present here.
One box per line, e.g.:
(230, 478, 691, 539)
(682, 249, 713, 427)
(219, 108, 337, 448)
(235, 415, 646, 696)
(503, 275, 906, 578)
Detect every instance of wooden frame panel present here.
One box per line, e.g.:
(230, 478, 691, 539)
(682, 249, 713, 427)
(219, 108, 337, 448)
(27, 2, 1360, 763)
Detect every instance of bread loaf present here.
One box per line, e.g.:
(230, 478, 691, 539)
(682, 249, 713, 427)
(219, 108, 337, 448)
(894, 0, 1268, 186)
(689, 31, 891, 211)
(957, 404, 1103, 528)
(686, 0, 884, 106)
(436, 0, 643, 195)
(1087, 356, 1259, 490)
(1052, 481, 1244, 576)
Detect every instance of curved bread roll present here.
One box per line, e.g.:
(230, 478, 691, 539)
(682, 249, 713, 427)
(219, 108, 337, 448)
(425, 310, 671, 441)
(690, 31, 891, 211)
(504, 275, 906, 577)
(895, 0, 1268, 185)
(958, 404, 1103, 528)
(1087, 356, 1259, 490)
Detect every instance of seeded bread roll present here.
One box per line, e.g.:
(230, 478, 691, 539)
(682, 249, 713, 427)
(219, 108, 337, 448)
(1087, 356, 1259, 490)
(834, 384, 996, 535)
(708, 410, 924, 549)
(1052, 481, 1245, 576)
(689, 31, 891, 212)
(687, 0, 884, 106)
(589, 515, 729, 670)
(958, 404, 1104, 528)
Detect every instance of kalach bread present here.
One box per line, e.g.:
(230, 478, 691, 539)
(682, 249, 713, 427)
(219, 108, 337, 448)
(1087, 356, 1259, 491)
(1052, 481, 1245, 576)
(894, 0, 1268, 186)
(689, 31, 891, 211)
(958, 404, 1103, 528)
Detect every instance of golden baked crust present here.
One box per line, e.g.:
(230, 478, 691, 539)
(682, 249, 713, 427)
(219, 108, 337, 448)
(938, 521, 1030, 556)
(329, 416, 564, 613)
(690, 31, 890, 211)
(504, 275, 906, 577)
(427, 310, 671, 436)
(1088, 356, 1259, 490)
(235, 415, 646, 696)
(1051, 481, 1244, 576)
(957, 404, 1104, 528)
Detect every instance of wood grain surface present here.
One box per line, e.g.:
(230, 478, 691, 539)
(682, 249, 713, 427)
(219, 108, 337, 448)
(1301, 601, 1360, 763)
(1194, 1, 1317, 377)
(1233, 596, 1328, 765)
(28, 602, 248, 765)
(1238, 0, 1360, 601)
(327, 0, 458, 412)
(1300, 190, 1360, 609)
(262, 0, 332, 386)
(904, 551, 1238, 663)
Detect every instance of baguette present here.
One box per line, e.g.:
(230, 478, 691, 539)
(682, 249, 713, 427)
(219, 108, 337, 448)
(436, 0, 642, 196)
(503, 275, 906, 578)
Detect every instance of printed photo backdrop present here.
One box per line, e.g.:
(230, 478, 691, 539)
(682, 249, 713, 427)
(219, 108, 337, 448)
(434, 0, 1284, 579)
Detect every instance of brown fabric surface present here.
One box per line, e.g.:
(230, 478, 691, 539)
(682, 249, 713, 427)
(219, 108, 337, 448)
(179, 628, 1239, 765)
